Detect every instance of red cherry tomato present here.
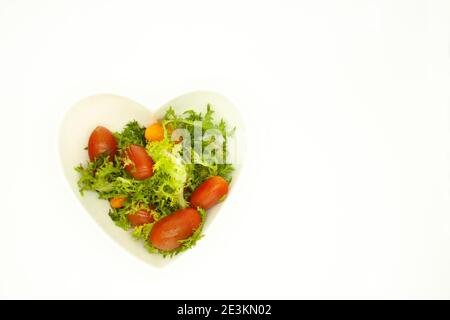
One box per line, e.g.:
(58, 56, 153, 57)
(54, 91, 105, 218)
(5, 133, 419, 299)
(88, 126, 117, 161)
(149, 208, 202, 251)
(128, 210, 154, 226)
(124, 144, 154, 180)
(190, 176, 229, 209)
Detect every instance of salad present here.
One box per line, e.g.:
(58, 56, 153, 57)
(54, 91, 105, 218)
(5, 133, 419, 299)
(75, 105, 234, 257)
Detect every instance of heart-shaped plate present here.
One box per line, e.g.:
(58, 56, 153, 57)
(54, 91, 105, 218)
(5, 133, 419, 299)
(58, 91, 245, 267)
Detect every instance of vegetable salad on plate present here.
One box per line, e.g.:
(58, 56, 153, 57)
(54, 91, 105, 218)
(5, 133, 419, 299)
(75, 105, 234, 257)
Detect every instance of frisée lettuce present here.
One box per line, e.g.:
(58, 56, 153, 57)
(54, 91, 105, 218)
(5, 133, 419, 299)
(75, 105, 234, 256)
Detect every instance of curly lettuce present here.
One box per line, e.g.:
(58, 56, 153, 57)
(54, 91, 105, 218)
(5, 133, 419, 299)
(75, 105, 234, 256)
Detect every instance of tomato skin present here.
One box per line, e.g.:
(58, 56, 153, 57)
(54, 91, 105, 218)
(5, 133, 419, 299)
(88, 126, 117, 161)
(149, 208, 202, 251)
(190, 176, 229, 210)
(124, 144, 154, 180)
(128, 210, 154, 226)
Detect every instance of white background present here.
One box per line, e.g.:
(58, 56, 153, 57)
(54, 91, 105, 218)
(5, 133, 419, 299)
(0, 0, 449, 299)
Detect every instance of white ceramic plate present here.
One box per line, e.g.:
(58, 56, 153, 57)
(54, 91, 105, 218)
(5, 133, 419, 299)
(58, 91, 245, 267)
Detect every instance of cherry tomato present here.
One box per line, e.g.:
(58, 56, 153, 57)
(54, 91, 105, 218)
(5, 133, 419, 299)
(128, 210, 154, 226)
(190, 176, 229, 209)
(124, 144, 154, 180)
(88, 126, 117, 161)
(149, 208, 202, 251)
